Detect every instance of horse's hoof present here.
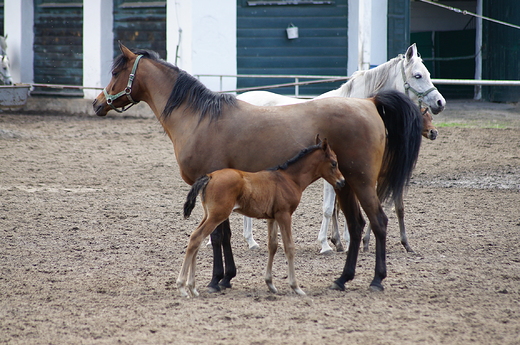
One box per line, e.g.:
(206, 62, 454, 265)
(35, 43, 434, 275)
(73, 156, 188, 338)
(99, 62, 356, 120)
(266, 282, 278, 294)
(292, 287, 306, 296)
(329, 281, 345, 291)
(249, 244, 260, 250)
(207, 284, 221, 293)
(219, 280, 232, 290)
(369, 284, 384, 292)
(320, 248, 334, 255)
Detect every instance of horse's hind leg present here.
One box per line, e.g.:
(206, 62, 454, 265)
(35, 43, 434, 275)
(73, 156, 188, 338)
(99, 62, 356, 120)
(363, 224, 372, 252)
(265, 220, 279, 294)
(331, 188, 366, 291)
(356, 188, 389, 291)
(395, 194, 414, 253)
(330, 200, 345, 252)
(318, 181, 336, 254)
(219, 219, 237, 289)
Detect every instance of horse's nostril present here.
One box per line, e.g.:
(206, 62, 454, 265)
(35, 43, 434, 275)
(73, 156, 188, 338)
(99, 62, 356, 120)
(437, 99, 444, 107)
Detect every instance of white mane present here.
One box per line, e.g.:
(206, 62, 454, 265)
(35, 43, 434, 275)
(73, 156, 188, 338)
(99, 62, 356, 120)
(325, 55, 404, 98)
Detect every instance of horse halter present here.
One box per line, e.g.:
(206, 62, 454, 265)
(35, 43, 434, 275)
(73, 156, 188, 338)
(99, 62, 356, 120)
(103, 54, 143, 113)
(400, 57, 437, 111)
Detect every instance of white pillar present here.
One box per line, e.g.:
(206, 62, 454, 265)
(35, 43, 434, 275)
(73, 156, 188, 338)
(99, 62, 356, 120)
(166, 0, 193, 72)
(4, 0, 34, 84)
(83, 0, 113, 99)
(358, 0, 371, 71)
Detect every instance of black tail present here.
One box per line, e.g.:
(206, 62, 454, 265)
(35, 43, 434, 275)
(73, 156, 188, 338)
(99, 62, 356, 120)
(183, 175, 210, 219)
(373, 90, 422, 203)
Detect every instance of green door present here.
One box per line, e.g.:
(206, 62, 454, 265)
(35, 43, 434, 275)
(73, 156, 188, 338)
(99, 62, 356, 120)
(237, 0, 348, 96)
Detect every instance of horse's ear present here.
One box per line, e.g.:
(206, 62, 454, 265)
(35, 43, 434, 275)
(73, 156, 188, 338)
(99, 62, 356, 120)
(315, 134, 322, 145)
(405, 43, 418, 63)
(119, 41, 135, 58)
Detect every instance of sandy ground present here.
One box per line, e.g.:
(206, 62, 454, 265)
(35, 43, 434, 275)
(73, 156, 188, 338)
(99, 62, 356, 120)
(1, 100, 519, 344)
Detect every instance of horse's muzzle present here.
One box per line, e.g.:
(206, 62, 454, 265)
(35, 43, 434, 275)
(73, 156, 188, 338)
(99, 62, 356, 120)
(92, 98, 107, 116)
(335, 179, 346, 189)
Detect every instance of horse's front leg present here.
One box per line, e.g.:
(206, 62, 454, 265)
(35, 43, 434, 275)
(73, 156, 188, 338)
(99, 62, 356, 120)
(208, 222, 225, 292)
(219, 219, 236, 289)
(265, 219, 279, 294)
(278, 214, 305, 296)
(243, 216, 260, 249)
(318, 181, 336, 254)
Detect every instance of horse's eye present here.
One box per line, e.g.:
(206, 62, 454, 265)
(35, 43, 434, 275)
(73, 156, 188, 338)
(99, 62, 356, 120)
(331, 161, 337, 168)
(414, 74, 422, 79)
(112, 71, 119, 77)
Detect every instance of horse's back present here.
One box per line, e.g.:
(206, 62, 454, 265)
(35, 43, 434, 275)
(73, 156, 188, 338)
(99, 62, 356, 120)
(237, 91, 307, 106)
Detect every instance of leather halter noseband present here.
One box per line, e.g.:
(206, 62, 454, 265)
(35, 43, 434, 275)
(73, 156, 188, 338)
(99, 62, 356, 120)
(103, 54, 143, 113)
(400, 56, 437, 111)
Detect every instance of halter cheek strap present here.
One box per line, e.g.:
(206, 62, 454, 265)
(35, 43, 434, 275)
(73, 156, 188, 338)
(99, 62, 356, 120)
(103, 54, 143, 113)
(401, 58, 437, 110)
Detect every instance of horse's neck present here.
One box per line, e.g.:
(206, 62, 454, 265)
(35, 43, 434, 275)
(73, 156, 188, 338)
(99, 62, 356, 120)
(336, 57, 404, 98)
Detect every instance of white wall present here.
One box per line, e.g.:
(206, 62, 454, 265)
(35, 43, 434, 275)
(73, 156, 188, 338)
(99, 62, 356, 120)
(167, 0, 236, 92)
(4, 0, 34, 84)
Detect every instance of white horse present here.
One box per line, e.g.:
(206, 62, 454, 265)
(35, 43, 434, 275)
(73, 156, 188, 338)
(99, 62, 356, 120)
(214, 44, 446, 253)
(0, 36, 13, 85)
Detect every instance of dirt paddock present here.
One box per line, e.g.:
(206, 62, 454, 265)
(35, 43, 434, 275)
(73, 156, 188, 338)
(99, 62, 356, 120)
(1, 100, 519, 344)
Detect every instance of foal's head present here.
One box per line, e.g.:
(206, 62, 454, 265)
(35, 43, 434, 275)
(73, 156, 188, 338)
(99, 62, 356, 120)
(315, 137, 346, 190)
(421, 108, 438, 140)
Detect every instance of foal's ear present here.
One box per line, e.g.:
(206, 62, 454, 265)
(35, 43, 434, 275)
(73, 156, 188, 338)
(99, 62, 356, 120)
(119, 41, 136, 58)
(405, 43, 418, 63)
(320, 137, 329, 151)
(315, 134, 322, 145)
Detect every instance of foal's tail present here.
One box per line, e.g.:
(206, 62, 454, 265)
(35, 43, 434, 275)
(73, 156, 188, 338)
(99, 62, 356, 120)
(373, 90, 422, 204)
(183, 175, 210, 219)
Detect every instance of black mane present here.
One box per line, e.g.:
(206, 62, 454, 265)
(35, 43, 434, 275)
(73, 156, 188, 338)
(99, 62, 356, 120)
(112, 48, 237, 121)
(268, 144, 321, 171)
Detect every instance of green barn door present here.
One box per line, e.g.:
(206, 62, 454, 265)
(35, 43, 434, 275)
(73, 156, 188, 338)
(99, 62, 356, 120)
(33, 0, 83, 96)
(113, 0, 167, 59)
(237, 0, 348, 96)
(387, 0, 410, 59)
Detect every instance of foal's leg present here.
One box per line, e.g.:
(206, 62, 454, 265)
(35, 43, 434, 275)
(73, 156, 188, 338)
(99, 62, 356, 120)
(318, 181, 336, 254)
(243, 216, 260, 250)
(265, 219, 279, 294)
(395, 193, 414, 253)
(178, 217, 220, 297)
(277, 213, 305, 296)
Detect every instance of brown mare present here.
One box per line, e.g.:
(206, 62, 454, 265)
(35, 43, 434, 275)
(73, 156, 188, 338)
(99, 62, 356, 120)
(93, 44, 423, 292)
(179, 137, 345, 297)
